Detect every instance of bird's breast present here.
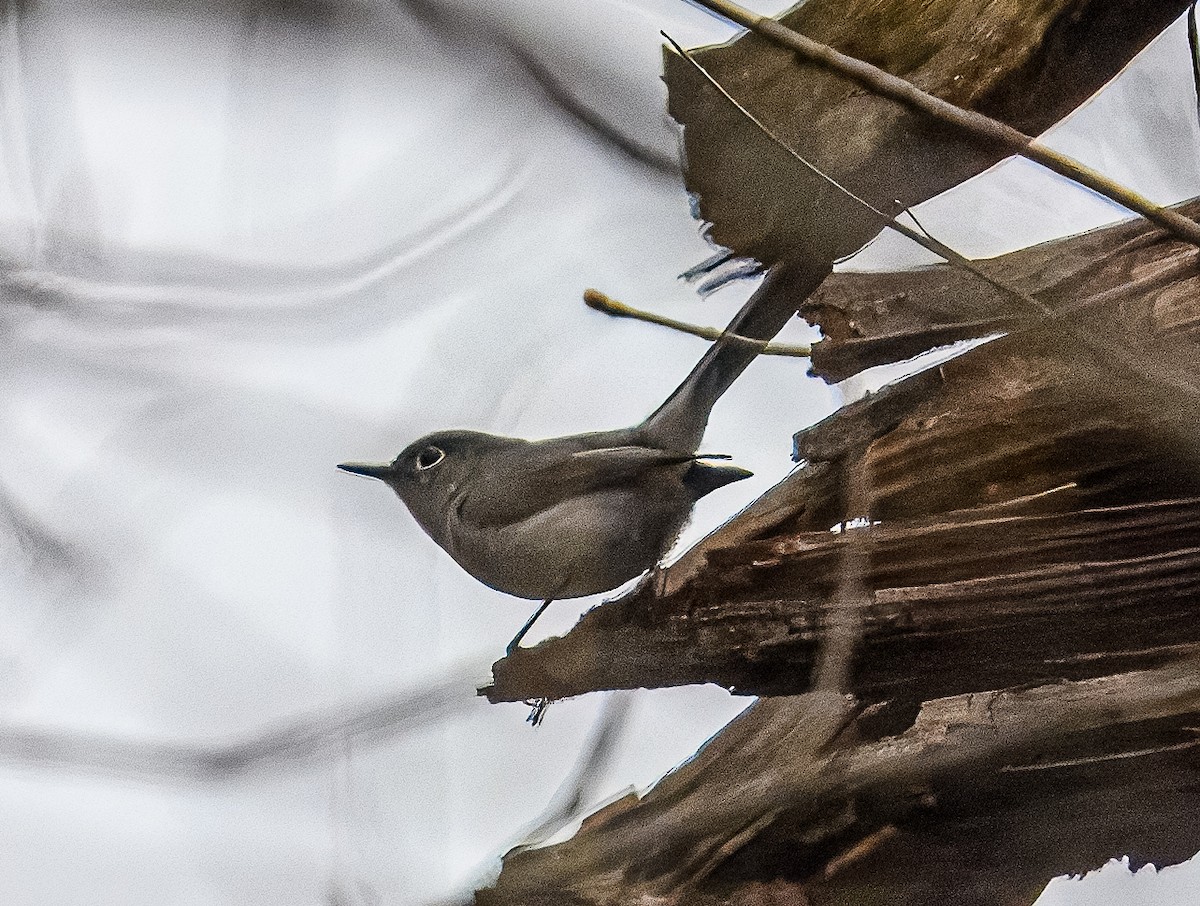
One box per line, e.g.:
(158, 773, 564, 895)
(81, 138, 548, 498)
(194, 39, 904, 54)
(442, 483, 694, 600)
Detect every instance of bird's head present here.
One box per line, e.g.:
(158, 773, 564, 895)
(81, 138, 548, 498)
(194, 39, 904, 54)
(338, 429, 510, 538)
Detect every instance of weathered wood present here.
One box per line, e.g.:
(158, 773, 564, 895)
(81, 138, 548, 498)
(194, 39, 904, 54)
(682, 0, 1200, 251)
(480, 10, 1200, 904)
(803, 200, 1200, 382)
(486, 492, 1200, 703)
(666, 0, 1190, 265)
(480, 659, 1200, 906)
(657, 0, 1194, 452)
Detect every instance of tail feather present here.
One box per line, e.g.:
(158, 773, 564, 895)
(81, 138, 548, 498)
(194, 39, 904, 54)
(684, 459, 754, 499)
(639, 260, 830, 452)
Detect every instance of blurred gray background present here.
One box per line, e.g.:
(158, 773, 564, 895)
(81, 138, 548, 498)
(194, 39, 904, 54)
(0, 1, 1196, 903)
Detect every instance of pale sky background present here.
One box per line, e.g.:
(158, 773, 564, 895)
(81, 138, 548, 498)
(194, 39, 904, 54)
(0, 1, 1196, 904)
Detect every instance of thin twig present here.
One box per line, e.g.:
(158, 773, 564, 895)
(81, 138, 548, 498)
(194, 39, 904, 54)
(683, 0, 1200, 250)
(999, 737, 1200, 772)
(583, 288, 811, 356)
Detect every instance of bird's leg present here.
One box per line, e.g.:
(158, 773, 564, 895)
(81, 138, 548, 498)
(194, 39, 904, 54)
(507, 598, 553, 655)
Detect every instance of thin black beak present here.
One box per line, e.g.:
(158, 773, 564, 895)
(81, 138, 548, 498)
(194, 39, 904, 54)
(337, 461, 395, 480)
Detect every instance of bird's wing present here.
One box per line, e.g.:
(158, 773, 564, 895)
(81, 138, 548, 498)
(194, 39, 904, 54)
(569, 445, 696, 473)
(458, 445, 695, 528)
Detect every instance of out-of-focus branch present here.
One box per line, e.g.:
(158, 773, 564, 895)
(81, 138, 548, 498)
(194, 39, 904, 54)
(813, 455, 873, 693)
(510, 691, 635, 851)
(0, 666, 481, 782)
(0, 159, 530, 315)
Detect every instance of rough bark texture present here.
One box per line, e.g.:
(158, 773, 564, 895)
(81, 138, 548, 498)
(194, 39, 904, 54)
(802, 202, 1200, 383)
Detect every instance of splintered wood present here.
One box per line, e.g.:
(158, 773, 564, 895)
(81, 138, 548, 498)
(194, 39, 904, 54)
(481, 664, 1200, 906)
(479, 1, 1200, 903)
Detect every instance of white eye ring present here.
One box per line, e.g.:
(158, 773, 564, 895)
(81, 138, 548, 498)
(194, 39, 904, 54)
(415, 446, 445, 471)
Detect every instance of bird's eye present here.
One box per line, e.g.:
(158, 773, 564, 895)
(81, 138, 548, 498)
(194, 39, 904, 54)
(415, 446, 445, 471)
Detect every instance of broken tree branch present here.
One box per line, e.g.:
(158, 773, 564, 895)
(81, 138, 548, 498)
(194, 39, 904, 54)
(663, 31, 1057, 317)
(481, 656, 1200, 904)
(685, 0, 1200, 249)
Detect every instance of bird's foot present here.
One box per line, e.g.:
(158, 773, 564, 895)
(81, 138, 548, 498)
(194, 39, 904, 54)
(524, 698, 552, 726)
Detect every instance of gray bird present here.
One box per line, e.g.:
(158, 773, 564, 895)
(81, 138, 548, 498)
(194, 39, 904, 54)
(338, 265, 822, 653)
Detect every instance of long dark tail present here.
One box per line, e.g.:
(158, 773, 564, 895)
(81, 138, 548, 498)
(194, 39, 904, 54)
(638, 259, 832, 451)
